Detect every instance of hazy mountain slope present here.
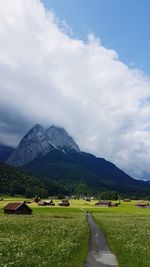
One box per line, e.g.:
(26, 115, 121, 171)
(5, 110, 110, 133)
(25, 149, 150, 195)
(0, 144, 15, 161)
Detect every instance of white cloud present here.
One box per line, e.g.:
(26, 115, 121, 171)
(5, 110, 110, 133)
(0, 0, 150, 179)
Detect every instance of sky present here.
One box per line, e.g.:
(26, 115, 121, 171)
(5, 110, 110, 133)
(43, 0, 150, 74)
(0, 0, 150, 179)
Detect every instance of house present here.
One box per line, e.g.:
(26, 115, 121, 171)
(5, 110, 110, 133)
(136, 202, 149, 208)
(3, 202, 32, 215)
(110, 202, 119, 207)
(85, 197, 91, 202)
(58, 199, 70, 206)
(33, 196, 41, 203)
(38, 201, 46, 206)
(47, 199, 55, 206)
(38, 200, 55, 206)
(123, 199, 131, 202)
(95, 200, 112, 207)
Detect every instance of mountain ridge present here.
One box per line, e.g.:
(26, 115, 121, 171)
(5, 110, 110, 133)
(7, 124, 80, 166)
(24, 148, 150, 196)
(3, 123, 150, 197)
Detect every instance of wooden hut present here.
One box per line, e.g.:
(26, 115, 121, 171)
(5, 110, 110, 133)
(136, 202, 149, 208)
(38, 200, 55, 206)
(48, 199, 55, 206)
(85, 197, 91, 202)
(110, 202, 119, 207)
(123, 199, 131, 202)
(95, 200, 111, 207)
(58, 199, 70, 206)
(38, 201, 46, 206)
(3, 202, 32, 215)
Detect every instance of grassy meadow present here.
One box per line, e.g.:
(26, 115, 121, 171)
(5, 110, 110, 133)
(0, 197, 150, 267)
(91, 201, 150, 267)
(0, 198, 89, 267)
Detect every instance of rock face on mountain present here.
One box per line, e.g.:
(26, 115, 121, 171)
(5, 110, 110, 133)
(7, 124, 80, 166)
(46, 126, 80, 152)
(7, 124, 54, 166)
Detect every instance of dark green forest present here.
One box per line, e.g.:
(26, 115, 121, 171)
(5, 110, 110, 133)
(0, 162, 68, 198)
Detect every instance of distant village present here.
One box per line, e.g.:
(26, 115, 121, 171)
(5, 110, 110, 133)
(1, 196, 150, 215)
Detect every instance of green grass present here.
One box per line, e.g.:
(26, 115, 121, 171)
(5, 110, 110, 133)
(0, 197, 89, 267)
(93, 203, 150, 267)
(1, 197, 150, 267)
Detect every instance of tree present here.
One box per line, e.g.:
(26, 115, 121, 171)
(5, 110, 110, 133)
(99, 191, 118, 200)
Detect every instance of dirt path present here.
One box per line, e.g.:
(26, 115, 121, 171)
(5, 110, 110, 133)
(85, 213, 119, 267)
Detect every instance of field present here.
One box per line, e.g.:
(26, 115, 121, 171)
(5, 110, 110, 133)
(0, 198, 89, 267)
(1, 197, 150, 267)
(90, 201, 150, 267)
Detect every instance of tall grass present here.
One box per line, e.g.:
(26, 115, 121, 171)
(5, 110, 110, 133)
(0, 212, 88, 267)
(94, 212, 150, 267)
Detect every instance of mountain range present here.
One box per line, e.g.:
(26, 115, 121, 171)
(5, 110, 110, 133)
(1, 123, 150, 197)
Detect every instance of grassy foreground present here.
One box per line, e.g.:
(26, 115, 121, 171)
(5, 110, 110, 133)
(0, 198, 88, 267)
(1, 197, 150, 267)
(93, 202, 150, 267)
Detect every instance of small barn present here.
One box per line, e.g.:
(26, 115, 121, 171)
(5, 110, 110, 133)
(3, 202, 32, 215)
(110, 202, 119, 207)
(38, 201, 46, 206)
(136, 202, 149, 208)
(58, 199, 70, 206)
(123, 199, 131, 202)
(46, 200, 55, 206)
(38, 200, 55, 206)
(85, 197, 91, 202)
(95, 200, 111, 207)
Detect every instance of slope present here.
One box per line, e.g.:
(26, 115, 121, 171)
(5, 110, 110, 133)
(0, 144, 15, 161)
(0, 162, 68, 197)
(24, 149, 150, 196)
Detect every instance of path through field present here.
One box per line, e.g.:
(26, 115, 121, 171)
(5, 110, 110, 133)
(85, 213, 118, 267)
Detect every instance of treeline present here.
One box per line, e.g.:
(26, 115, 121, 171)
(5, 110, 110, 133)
(1, 162, 150, 200)
(97, 191, 150, 200)
(0, 162, 68, 198)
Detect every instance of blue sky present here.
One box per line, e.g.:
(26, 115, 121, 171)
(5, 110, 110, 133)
(43, 0, 150, 75)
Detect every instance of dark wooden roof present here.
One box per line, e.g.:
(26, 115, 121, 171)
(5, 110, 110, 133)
(3, 202, 31, 211)
(136, 202, 149, 206)
(98, 200, 111, 204)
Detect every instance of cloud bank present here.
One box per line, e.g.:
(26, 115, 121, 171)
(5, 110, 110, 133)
(0, 0, 150, 179)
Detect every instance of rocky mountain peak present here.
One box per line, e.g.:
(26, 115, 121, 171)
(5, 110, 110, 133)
(7, 124, 54, 166)
(30, 123, 44, 132)
(20, 124, 44, 145)
(46, 125, 80, 152)
(7, 124, 80, 166)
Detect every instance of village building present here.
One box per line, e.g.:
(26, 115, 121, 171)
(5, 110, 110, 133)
(136, 202, 149, 208)
(58, 199, 70, 206)
(38, 201, 46, 206)
(123, 199, 131, 202)
(3, 202, 32, 215)
(38, 200, 55, 206)
(95, 200, 112, 207)
(85, 197, 91, 202)
(110, 202, 119, 207)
